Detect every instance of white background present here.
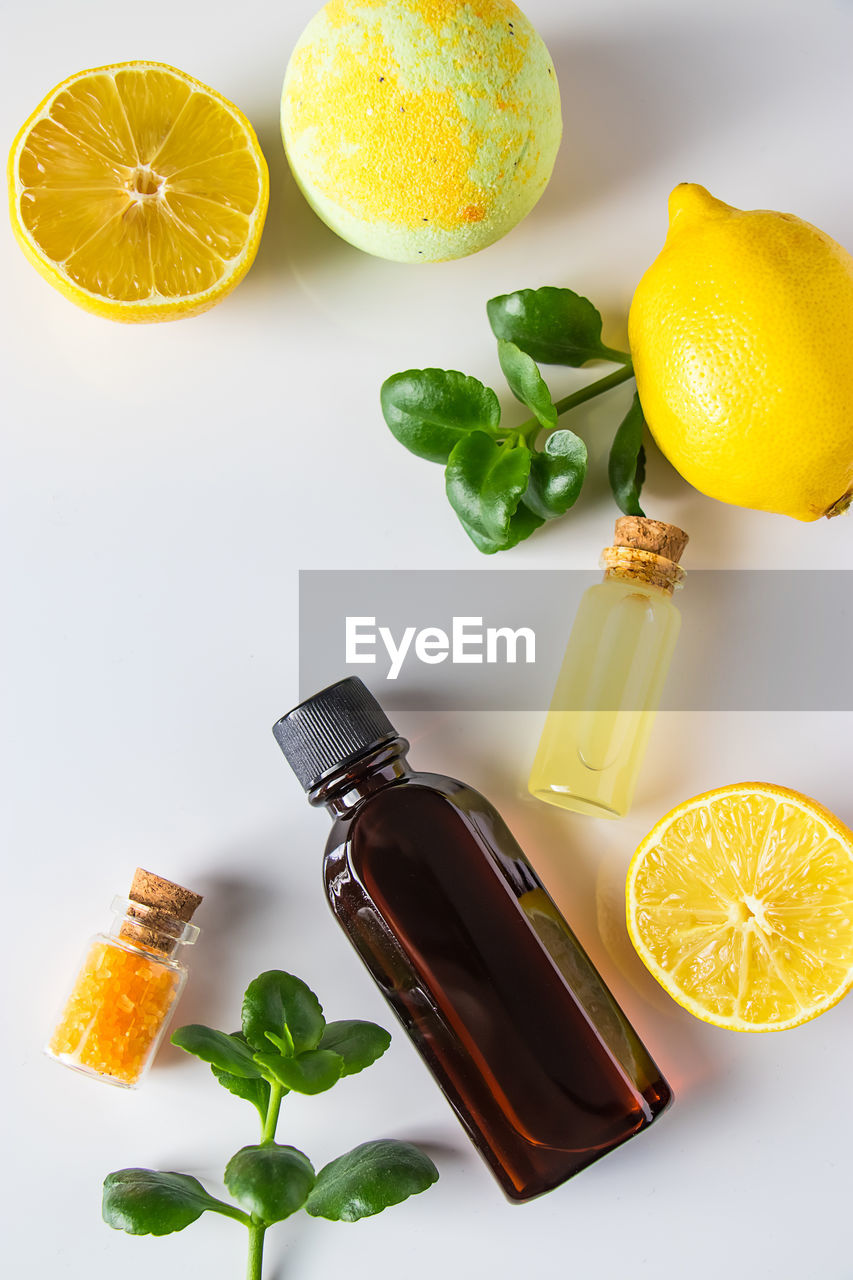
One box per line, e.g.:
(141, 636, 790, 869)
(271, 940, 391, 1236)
(3, 0, 853, 1276)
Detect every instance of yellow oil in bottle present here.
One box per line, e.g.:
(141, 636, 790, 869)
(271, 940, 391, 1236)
(528, 518, 687, 819)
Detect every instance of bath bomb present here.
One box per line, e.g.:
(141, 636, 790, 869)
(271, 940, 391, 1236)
(281, 0, 562, 262)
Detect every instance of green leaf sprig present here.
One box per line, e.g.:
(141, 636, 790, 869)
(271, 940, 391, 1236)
(102, 970, 438, 1279)
(381, 285, 649, 553)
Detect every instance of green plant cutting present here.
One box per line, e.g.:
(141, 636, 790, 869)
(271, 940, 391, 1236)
(102, 970, 438, 1279)
(381, 286, 645, 554)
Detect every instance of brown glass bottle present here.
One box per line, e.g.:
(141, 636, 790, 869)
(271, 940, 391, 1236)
(273, 678, 671, 1202)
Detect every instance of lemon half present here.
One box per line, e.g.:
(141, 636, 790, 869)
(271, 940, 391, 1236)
(626, 783, 853, 1032)
(8, 62, 269, 322)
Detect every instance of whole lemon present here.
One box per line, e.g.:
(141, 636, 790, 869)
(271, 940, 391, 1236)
(281, 0, 561, 263)
(628, 184, 853, 520)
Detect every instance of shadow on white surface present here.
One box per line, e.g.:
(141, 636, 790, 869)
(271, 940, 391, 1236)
(541, 13, 828, 219)
(249, 114, 356, 286)
(152, 852, 316, 1068)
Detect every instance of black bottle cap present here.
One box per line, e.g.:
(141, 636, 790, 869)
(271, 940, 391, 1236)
(272, 677, 398, 792)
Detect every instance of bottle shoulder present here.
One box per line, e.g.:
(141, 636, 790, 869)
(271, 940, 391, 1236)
(92, 931, 185, 973)
(574, 579, 682, 645)
(323, 769, 536, 895)
(586, 576, 680, 613)
(325, 769, 491, 846)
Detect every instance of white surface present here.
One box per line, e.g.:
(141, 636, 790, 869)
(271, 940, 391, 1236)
(2, 0, 853, 1276)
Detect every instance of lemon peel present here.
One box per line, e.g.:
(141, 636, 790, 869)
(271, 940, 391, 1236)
(628, 184, 853, 520)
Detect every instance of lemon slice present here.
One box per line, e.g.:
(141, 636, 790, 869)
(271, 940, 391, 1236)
(626, 783, 853, 1032)
(8, 62, 268, 322)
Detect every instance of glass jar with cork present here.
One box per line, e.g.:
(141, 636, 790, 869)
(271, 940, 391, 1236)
(46, 869, 202, 1088)
(528, 516, 689, 819)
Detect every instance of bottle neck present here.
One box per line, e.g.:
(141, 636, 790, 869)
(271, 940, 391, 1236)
(308, 736, 412, 816)
(600, 545, 685, 596)
(110, 897, 199, 960)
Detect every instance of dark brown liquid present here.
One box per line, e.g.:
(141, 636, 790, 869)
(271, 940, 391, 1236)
(323, 769, 671, 1201)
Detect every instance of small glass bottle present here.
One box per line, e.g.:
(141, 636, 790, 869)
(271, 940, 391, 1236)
(273, 678, 671, 1202)
(529, 516, 688, 819)
(46, 869, 202, 1088)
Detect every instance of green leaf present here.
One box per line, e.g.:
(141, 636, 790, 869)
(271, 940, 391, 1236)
(264, 1028, 295, 1057)
(211, 1065, 273, 1119)
(455, 502, 544, 555)
(608, 391, 647, 516)
(242, 970, 325, 1056)
(496, 340, 557, 430)
(524, 429, 588, 519)
(224, 1145, 315, 1225)
(487, 286, 624, 366)
(102, 1170, 239, 1236)
(499, 503, 546, 550)
(171, 1025, 262, 1078)
(381, 369, 501, 463)
(452, 516, 506, 555)
(445, 431, 535, 548)
(209, 1033, 274, 1119)
(317, 1020, 392, 1077)
(254, 1049, 344, 1095)
(305, 1140, 439, 1223)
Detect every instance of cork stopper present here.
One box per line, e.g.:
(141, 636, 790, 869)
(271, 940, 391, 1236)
(613, 517, 689, 562)
(603, 517, 688, 593)
(119, 868, 203, 954)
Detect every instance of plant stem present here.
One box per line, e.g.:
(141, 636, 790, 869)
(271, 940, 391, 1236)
(247, 1222, 266, 1280)
(207, 1199, 254, 1227)
(262, 1084, 283, 1143)
(519, 363, 635, 445)
(600, 346, 634, 367)
(552, 363, 635, 414)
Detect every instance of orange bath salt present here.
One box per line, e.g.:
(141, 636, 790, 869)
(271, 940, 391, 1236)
(49, 939, 180, 1085)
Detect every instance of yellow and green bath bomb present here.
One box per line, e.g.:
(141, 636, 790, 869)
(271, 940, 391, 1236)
(281, 0, 562, 262)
